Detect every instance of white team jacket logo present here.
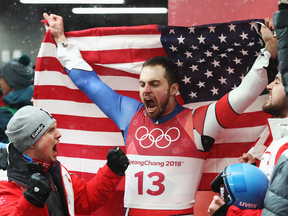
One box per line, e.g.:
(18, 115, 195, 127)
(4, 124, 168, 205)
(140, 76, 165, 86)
(135, 126, 180, 149)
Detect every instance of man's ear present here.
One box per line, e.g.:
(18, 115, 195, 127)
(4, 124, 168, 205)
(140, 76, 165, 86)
(22, 144, 35, 158)
(170, 83, 179, 95)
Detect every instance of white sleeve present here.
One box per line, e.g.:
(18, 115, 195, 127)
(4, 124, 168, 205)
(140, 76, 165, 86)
(57, 41, 92, 71)
(202, 48, 270, 138)
(228, 48, 270, 114)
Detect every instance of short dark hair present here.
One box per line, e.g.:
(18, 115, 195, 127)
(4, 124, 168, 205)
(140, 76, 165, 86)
(142, 56, 179, 86)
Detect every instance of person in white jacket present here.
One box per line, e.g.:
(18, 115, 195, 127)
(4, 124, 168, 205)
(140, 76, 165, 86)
(208, 17, 288, 216)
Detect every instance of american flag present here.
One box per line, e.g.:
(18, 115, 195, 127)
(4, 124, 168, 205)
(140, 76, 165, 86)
(161, 20, 266, 102)
(34, 20, 273, 214)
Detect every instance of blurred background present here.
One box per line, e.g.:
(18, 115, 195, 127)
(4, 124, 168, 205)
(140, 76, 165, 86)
(0, 0, 277, 66)
(0, 0, 168, 65)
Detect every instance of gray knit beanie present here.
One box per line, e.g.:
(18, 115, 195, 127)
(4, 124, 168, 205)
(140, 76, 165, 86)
(5, 106, 56, 152)
(0, 54, 34, 90)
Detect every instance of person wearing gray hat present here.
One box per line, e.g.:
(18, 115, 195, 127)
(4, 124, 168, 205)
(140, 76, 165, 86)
(0, 54, 34, 144)
(5, 105, 56, 153)
(0, 105, 129, 215)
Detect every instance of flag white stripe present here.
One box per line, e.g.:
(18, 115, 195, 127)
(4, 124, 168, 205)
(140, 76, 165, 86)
(68, 34, 162, 51)
(203, 158, 239, 173)
(37, 43, 57, 58)
(58, 129, 124, 146)
(57, 156, 105, 174)
(184, 94, 267, 113)
(36, 71, 77, 89)
(34, 99, 105, 118)
(35, 70, 140, 91)
(94, 61, 144, 75)
(215, 125, 267, 143)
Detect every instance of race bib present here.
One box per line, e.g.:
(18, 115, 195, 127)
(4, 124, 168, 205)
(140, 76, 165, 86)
(124, 154, 204, 210)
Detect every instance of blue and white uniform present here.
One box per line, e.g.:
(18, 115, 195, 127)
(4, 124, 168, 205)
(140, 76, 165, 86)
(56, 42, 270, 216)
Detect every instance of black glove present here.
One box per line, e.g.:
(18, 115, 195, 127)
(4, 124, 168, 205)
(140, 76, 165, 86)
(213, 203, 230, 216)
(24, 173, 52, 208)
(106, 146, 129, 176)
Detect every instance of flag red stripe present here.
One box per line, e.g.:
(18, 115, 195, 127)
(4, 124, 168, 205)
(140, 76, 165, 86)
(57, 144, 126, 159)
(208, 142, 257, 158)
(81, 48, 167, 65)
(54, 114, 120, 132)
(224, 111, 271, 128)
(36, 57, 66, 73)
(198, 173, 218, 191)
(71, 170, 126, 191)
(91, 64, 140, 78)
(41, 30, 56, 43)
(65, 24, 160, 37)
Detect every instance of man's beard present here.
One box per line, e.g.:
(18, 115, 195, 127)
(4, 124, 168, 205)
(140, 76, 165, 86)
(262, 97, 288, 117)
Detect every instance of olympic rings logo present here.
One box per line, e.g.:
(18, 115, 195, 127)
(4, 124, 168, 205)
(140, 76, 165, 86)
(135, 126, 180, 149)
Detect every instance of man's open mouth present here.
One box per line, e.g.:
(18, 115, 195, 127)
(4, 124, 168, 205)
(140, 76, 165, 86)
(145, 99, 156, 111)
(53, 144, 57, 153)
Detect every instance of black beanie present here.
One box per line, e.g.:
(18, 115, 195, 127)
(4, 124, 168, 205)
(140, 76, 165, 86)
(0, 54, 34, 90)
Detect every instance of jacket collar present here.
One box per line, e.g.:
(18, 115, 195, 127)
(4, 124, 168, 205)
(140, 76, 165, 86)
(6, 143, 31, 186)
(268, 117, 288, 141)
